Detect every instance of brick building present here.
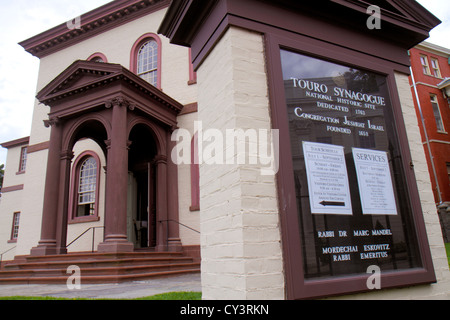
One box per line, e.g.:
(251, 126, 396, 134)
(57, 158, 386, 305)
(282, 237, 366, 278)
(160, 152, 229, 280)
(409, 41, 450, 204)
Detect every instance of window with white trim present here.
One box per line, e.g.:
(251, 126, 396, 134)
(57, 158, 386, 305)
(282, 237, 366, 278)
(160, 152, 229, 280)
(19, 146, 27, 172)
(420, 55, 431, 75)
(447, 163, 450, 185)
(430, 58, 441, 78)
(430, 94, 445, 132)
(137, 40, 158, 86)
(11, 212, 20, 240)
(77, 157, 97, 217)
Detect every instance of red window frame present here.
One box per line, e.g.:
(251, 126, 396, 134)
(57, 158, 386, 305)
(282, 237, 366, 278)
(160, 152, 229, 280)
(130, 33, 162, 89)
(68, 151, 101, 224)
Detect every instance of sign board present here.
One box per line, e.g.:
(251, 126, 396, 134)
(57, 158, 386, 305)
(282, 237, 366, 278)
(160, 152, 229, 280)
(352, 148, 397, 215)
(303, 141, 352, 215)
(280, 49, 423, 280)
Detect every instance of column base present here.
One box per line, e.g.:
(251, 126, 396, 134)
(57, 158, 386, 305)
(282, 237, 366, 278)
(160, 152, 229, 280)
(30, 240, 58, 256)
(155, 238, 183, 252)
(97, 235, 134, 253)
(168, 237, 183, 252)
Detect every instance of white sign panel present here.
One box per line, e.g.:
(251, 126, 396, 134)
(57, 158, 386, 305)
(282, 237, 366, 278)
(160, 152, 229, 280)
(302, 141, 352, 215)
(352, 148, 397, 215)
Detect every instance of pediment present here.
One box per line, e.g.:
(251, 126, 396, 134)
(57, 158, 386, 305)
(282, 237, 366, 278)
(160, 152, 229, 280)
(366, 0, 406, 17)
(37, 60, 122, 103)
(37, 60, 184, 124)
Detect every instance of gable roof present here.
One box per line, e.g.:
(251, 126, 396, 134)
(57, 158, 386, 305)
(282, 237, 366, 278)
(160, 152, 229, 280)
(160, 0, 441, 49)
(36, 60, 121, 104)
(19, 0, 170, 58)
(1, 137, 30, 149)
(36, 60, 184, 126)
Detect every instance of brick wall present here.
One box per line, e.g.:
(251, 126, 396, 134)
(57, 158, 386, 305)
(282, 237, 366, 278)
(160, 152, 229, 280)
(197, 27, 284, 300)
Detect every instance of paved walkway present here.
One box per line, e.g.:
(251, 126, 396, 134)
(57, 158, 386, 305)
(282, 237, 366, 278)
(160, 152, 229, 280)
(0, 273, 201, 299)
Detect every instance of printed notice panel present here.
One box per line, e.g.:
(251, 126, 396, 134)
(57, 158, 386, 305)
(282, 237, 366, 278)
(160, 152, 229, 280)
(352, 148, 397, 215)
(303, 142, 352, 215)
(281, 49, 423, 280)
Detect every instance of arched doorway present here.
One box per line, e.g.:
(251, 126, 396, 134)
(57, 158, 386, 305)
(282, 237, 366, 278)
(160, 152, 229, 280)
(128, 124, 158, 249)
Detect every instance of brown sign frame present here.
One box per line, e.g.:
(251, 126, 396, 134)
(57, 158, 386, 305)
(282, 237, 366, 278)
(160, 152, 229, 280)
(265, 31, 436, 299)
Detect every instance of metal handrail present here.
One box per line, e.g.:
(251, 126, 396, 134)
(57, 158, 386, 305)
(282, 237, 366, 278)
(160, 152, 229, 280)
(65, 220, 198, 253)
(158, 219, 200, 234)
(158, 219, 200, 252)
(66, 226, 104, 252)
(0, 246, 16, 269)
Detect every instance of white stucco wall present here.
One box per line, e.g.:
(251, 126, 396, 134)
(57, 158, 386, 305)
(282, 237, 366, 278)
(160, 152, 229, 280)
(1, 146, 26, 187)
(176, 111, 201, 246)
(0, 144, 27, 260)
(197, 27, 284, 300)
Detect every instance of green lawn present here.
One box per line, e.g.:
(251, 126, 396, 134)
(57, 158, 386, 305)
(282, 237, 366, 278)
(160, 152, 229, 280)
(0, 291, 202, 301)
(445, 243, 450, 268)
(136, 291, 201, 300)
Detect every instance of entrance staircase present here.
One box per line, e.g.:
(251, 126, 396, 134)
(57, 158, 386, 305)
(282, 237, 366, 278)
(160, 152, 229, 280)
(0, 251, 200, 284)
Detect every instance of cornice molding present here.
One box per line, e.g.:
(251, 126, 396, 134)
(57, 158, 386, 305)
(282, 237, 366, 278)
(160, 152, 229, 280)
(37, 60, 184, 114)
(416, 41, 450, 57)
(160, 0, 441, 50)
(36, 60, 184, 129)
(0, 137, 30, 149)
(19, 0, 170, 58)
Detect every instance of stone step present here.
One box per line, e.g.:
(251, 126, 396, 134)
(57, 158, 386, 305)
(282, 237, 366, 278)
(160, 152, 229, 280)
(5, 256, 194, 270)
(0, 251, 200, 284)
(0, 269, 201, 285)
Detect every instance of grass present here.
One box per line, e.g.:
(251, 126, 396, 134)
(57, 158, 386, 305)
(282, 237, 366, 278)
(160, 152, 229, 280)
(0, 291, 202, 301)
(445, 243, 450, 268)
(136, 291, 201, 300)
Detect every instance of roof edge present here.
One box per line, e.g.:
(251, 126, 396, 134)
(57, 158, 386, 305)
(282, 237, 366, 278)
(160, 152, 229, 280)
(158, 0, 219, 46)
(1, 137, 30, 149)
(19, 0, 170, 58)
(416, 41, 450, 56)
(36, 60, 184, 114)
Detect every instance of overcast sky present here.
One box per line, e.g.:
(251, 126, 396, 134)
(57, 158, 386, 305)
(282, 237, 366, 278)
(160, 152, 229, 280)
(0, 0, 449, 167)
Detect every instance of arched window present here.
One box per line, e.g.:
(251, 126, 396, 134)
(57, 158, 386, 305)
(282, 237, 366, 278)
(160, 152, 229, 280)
(77, 157, 97, 217)
(91, 57, 104, 63)
(130, 33, 162, 89)
(87, 52, 108, 63)
(137, 40, 158, 86)
(69, 151, 101, 223)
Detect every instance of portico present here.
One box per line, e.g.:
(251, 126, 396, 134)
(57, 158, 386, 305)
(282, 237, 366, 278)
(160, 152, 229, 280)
(29, 60, 184, 255)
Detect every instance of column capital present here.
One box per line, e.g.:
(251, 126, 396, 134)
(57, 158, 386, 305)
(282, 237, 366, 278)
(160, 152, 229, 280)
(43, 116, 61, 128)
(105, 96, 137, 110)
(60, 150, 74, 161)
(154, 154, 168, 165)
(103, 139, 132, 150)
